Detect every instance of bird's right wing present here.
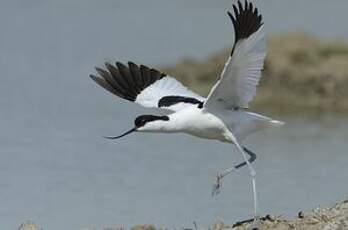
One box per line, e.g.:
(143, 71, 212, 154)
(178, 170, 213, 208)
(204, 0, 266, 111)
(90, 62, 204, 112)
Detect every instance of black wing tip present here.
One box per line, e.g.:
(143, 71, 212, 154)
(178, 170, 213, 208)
(128, 61, 136, 67)
(95, 66, 104, 73)
(90, 61, 166, 102)
(104, 62, 113, 69)
(115, 61, 127, 69)
(89, 73, 102, 82)
(229, 0, 263, 42)
(89, 74, 100, 84)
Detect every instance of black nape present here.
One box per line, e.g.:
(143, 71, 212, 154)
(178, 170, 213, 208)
(134, 115, 169, 127)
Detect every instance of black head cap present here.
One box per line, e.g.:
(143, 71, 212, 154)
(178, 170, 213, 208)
(134, 115, 169, 128)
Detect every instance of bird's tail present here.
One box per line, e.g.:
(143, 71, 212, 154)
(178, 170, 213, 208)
(245, 112, 285, 131)
(248, 115, 284, 139)
(267, 119, 285, 128)
(231, 112, 284, 141)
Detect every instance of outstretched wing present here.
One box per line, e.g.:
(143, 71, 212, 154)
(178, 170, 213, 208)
(90, 62, 204, 112)
(204, 0, 266, 111)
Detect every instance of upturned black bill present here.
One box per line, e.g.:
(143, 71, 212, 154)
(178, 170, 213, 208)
(103, 127, 137, 139)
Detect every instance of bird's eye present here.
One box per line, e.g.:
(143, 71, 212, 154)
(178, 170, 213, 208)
(135, 117, 148, 127)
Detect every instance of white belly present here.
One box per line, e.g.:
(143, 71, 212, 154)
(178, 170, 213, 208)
(169, 107, 278, 143)
(172, 108, 231, 142)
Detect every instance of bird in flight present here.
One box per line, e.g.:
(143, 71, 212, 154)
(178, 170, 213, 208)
(90, 0, 283, 227)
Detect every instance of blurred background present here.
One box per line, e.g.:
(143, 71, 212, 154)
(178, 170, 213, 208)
(1, 0, 348, 229)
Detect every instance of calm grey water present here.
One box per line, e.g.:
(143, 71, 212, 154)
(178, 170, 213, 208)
(1, 0, 348, 229)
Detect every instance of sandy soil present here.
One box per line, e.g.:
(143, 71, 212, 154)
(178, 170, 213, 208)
(19, 199, 348, 230)
(229, 199, 348, 230)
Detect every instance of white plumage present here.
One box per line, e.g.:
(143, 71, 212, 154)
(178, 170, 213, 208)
(205, 27, 266, 110)
(90, 1, 283, 227)
(135, 76, 204, 111)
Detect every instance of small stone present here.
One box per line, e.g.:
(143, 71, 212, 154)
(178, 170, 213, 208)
(264, 214, 276, 222)
(298, 211, 305, 219)
(321, 215, 330, 222)
(18, 221, 41, 230)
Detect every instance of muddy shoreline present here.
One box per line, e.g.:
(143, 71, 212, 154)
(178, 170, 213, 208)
(19, 198, 348, 229)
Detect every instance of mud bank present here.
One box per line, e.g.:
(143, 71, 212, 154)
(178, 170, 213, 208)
(19, 199, 348, 230)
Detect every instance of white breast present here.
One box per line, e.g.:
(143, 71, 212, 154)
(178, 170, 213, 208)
(169, 107, 231, 142)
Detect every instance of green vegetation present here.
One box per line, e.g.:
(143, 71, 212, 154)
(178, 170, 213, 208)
(164, 33, 348, 114)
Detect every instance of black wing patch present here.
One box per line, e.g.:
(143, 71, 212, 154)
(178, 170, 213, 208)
(228, 0, 263, 55)
(158, 96, 204, 109)
(90, 62, 166, 102)
(134, 115, 169, 128)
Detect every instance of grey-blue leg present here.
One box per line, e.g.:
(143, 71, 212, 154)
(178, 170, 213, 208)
(212, 147, 257, 196)
(233, 140, 260, 228)
(223, 132, 260, 228)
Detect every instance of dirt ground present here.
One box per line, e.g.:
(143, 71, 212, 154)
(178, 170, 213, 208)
(229, 199, 348, 230)
(19, 199, 348, 230)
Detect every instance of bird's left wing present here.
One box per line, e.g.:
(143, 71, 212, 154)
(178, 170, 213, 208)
(90, 62, 204, 112)
(204, 0, 266, 111)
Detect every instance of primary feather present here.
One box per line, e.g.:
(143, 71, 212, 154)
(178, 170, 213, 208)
(204, 0, 266, 111)
(90, 62, 204, 112)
